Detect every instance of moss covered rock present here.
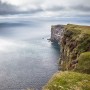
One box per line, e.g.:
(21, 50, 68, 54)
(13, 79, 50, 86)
(75, 52, 90, 74)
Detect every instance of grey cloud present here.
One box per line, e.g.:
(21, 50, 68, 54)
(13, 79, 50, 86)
(0, 0, 90, 17)
(0, 0, 43, 15)
(75, 13, 90, 17)
(28, 7, 43, 14)
(0, 0, 20, 15)
(71, 5, 90, 12)
(46, 6, 65, 11)
(28, 5, 65, 13)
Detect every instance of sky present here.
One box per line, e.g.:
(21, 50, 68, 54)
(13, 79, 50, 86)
(0, 0, 90, 17)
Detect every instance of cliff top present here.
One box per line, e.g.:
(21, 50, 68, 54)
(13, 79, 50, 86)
(43, 71, 90, 90)
(65, 24, 90, 35)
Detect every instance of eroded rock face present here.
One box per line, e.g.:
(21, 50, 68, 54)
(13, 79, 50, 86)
(51, 24, 90, 72)
(51, 25, 64, 44)
(43, 24, 90, 90)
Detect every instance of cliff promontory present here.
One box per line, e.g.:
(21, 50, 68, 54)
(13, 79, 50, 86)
(43, 24, 90, 90)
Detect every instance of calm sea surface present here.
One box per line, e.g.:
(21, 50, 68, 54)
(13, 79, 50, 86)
(0, 17, 90, 90)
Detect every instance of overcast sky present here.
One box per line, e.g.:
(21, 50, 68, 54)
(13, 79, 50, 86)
(0, 0, 90, 17)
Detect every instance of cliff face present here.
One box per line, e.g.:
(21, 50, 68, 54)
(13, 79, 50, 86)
(43, 24, 90, 90)
(51, 25, 64, 43)
(51, 24, 90, 74)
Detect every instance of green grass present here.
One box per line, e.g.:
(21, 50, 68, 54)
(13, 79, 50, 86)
(77, 37, 90, 53)
(43, 71, 90, 90)
(75, 52, 90, 74)
(65, 24, 90, 35)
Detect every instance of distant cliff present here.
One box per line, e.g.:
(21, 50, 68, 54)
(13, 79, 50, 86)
(43, 24, 90, 90)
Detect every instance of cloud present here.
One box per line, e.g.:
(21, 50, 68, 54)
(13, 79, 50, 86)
(71, 5, 90, 12)
(0, 0, 20, 15)
(0, 0, 44, 15)
(0, 0, 90, 17)
(44, 6, 65, 11)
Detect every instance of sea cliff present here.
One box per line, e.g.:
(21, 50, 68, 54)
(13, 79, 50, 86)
(43, 24, 90, 90)
(50, 25, 64, 43)
(62, 24, 90, 72)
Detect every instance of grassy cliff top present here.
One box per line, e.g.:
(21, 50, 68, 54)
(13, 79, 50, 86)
(65, 24, 90, 35)
(43, 71, 90, 90)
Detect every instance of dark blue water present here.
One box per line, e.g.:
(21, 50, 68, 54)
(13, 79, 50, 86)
(0, 17, 90, 90)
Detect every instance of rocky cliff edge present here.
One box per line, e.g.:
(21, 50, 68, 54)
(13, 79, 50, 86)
(43, 24, 90, 90)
